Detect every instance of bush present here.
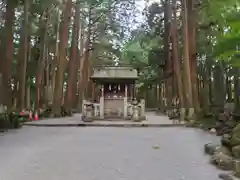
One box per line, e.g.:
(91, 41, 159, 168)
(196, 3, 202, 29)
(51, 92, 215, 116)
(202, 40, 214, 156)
(40, 106, 73, 118)
(0, 112, 22, 130)
(10, 115, 22, 128)
(0, 113, 11, 129)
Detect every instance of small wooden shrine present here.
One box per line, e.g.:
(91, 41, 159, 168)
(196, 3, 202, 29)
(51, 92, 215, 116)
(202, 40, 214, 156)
(82, 66, 146, 121)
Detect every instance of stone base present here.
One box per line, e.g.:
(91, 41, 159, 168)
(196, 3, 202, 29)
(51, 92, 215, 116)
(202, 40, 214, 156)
(219, 173, 240, 180)
(131, 116, 146, 122)
(81, 115, 94, 122)
(82, 115, 147, 122)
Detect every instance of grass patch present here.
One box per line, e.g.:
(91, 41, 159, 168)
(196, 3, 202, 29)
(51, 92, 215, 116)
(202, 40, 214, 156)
(194, 117, 216, 129)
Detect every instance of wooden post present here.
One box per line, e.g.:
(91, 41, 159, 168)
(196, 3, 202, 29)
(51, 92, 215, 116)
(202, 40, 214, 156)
(91, 80, 94, 100)
(100, 84, 104, 119)
(123, 84, 128, 119)
(130, 84, 134, 99)
(101, 84, 104, 97)
(125, 84, 128, 97)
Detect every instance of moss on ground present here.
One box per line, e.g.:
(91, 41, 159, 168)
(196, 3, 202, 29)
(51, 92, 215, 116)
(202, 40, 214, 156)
(190, 117, 217, 130)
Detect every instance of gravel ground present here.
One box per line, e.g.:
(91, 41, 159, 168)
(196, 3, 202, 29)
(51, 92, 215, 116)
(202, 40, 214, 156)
(0, 126, 223, 180)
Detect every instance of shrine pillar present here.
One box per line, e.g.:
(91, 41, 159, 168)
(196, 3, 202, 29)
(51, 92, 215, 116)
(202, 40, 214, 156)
(91, 80, 94, 100)
(140, 99, 145, 117)
(99, 84, 104, 119)
(131, 84, 134, 99)
(125, 84, 128, 97)
(124, 84, 128, 119)
(82, 99, 86, 114)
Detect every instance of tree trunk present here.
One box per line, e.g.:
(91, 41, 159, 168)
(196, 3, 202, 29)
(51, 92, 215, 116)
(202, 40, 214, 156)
(182, 0, 195, 119)
(76, 23, 85, 110)
(36, 12, 49, 112)
(64, 1, 80, 112)
(0, 74, 3, 112)
(163, 0, 172, 114)
(16, 0, 30, 110)
(234, 69, 239, 111)
(187, 0, 201, 116)
(172, 0, 185, 121)
(201, 65, 210, 115)
(207, 63, 213, 105)
(25, 78, 31, 109)
(226, 69, 232, 100)
(158, 83, 164, 112)
(52, 0, 72, 116)
(78, 7, 92, 109)
(1, 0, 16, 109)
(43, 46, 51, 107)
(213, 63, 225, 109)
(72, 48, 80, 108)
(49, 9, 60, 106)
(81, 46, 91, 100)
(51, 14, 60, 91)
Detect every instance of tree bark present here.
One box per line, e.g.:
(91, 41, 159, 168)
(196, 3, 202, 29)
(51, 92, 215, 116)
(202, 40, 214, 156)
(1, 0, 16, 108)
(182, 0, 195, 119)
(35, 12, 49, 111)
(226, 69, 232, 100)
(64, 1, 80, 111)
(76, 21, 85, 109)
(16, 0, 30, 110)
(49, 9, 60, 106)
(163, 0, 172, 114)
(187, 0, 201, 116)
(172, 0, 185, 120)
(78, 7, 93, 109)
(201, 62, 210, 115)
(213, 63, 225, 110)
(52, 0, 72, 116)
(234, 69, 240, 111)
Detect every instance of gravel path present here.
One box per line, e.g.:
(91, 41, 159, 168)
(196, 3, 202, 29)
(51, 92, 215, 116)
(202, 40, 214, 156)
(0, 126, 223, 180)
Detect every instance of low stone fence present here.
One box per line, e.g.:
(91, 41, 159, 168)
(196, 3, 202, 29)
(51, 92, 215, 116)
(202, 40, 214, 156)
(204, 123, 240, 179)
(82, 99, 146, 122)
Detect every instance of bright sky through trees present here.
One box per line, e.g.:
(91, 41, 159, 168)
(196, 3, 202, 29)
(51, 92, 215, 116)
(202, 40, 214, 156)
(132, 0, 160, 29)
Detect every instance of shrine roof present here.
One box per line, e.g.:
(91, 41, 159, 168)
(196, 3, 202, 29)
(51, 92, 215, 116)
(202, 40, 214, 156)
(90, 66, 138, 80)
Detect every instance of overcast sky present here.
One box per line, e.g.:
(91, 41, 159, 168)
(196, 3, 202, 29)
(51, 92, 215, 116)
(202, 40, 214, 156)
(131, 0, 159, 29)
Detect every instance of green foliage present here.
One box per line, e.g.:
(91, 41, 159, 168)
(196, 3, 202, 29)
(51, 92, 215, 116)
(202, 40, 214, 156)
(120, 1, 164, 88)
(198, 0, 240, 67)
(214, 19, 240, 65)
(4, 0, 240, 108)
(89, 0, 138, 65)
(122, 38, 148, 67)
(0, 113, 12, 130)
(0, 112, 22, 129)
